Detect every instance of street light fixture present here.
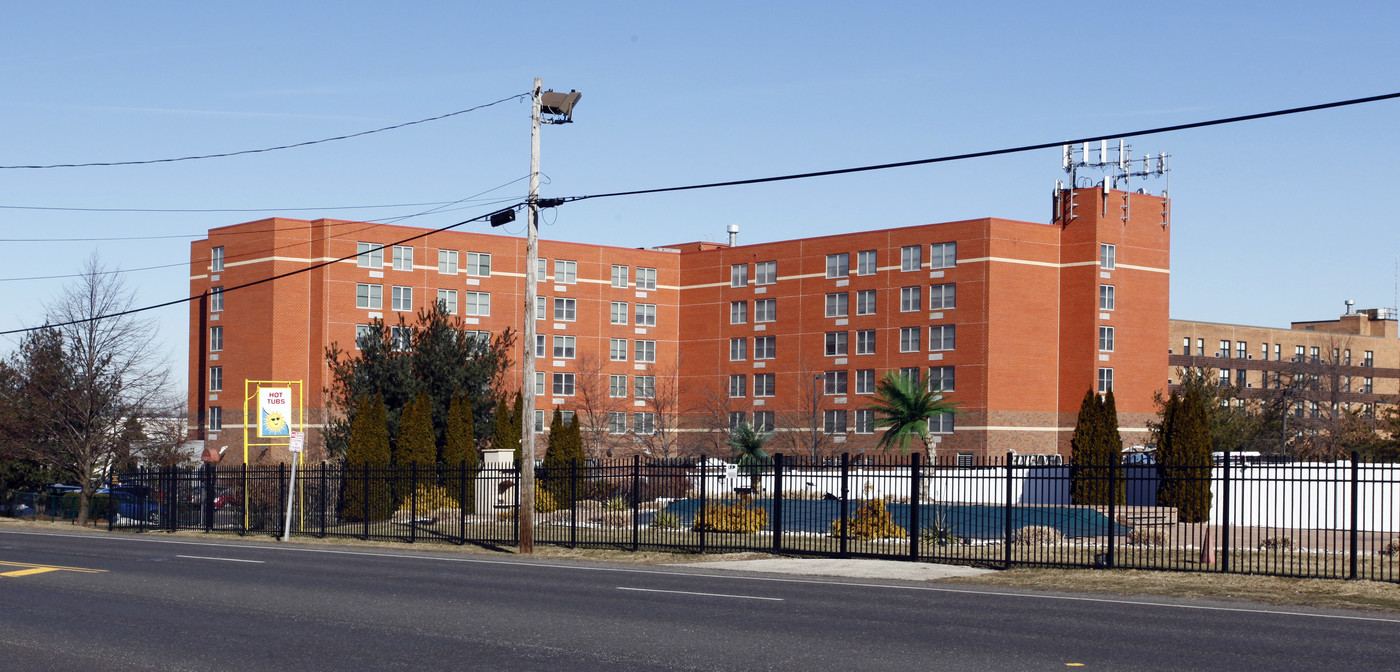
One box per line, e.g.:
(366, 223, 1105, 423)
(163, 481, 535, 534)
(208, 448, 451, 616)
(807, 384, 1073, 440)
(520, 78, 581, 554)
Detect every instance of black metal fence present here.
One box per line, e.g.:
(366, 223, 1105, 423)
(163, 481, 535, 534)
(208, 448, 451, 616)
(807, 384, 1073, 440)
(4, 452, 1398, 583)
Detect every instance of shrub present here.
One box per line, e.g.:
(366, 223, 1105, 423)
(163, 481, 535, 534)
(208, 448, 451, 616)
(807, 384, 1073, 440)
(1011, 525, 1063, 546)
(1382, 538, 1400, 556)
(651, 511, 680, 529)
(604, 495, 630, 512)
(409, 484, 454, 516)
(1258, 535, 1293, 551)
(830, 500, 907, 540)
(492, 484, 559, 519)
(693, 498, 769, 534)
(1128, 527, 1166, 547)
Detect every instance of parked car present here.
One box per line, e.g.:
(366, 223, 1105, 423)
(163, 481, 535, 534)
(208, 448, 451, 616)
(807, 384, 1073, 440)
(97, 484, 161, 523)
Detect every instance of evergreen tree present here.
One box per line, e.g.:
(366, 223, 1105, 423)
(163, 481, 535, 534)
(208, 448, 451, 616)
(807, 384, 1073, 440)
(490, 392, 523, 459)
(442, 394, 477, 505)
(1157, 389, 1214, 522)
(1070, 389, 1124, 506)
(510, 391, 525, 461)
(395, 393, 436, 507)
(340, 394, 392, 522)
(541, 410, 587, 508)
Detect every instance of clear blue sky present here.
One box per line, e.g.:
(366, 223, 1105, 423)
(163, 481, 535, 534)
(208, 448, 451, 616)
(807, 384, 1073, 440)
(2, 1, 1398, 394)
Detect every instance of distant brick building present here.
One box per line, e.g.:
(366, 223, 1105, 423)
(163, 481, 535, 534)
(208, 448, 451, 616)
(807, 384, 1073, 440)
(189, 186, 1171, 463)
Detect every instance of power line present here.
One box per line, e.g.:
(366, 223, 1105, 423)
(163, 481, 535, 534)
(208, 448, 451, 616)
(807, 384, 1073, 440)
(562, 90, 1400, 203)
(0, 200, 473, 216)
(0, 93, 529, 170)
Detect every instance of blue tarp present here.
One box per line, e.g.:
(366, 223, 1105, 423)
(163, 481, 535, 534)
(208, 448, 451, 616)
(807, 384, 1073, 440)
(659, 499, 1129, 539)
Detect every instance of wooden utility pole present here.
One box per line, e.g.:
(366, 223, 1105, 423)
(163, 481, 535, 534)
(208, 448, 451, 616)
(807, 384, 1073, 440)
(519, 77, 543, 553)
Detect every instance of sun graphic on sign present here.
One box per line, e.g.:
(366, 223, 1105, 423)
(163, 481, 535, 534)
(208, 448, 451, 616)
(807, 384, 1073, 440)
(262, 410, 288, 436)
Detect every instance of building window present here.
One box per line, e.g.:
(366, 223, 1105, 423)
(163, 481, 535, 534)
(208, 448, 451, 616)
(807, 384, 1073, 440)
(1238, 341, 1247, 359)
(930, 325, 956, 351)
(609, 411, 628, 434)
(1220, 340, 1233, 358)
(535, 410, 545, 432)
(535, 372, 546, 396)
(464, 292, 490, 316)
(730, 301, 747, 324)
(930, 242, 957, 269)
(437, 289, 457, 314)
(823, 410, 847, 434)
(754, 336, 776, 360)
(536, 258, 548, 281)
(208, 406, 222, 432)
(635, 340, 656, 363)
(210, 287, 224, 313)
(389, 325, 413, 351)
(466, 252, 491, 277)
(438, 249, 458, 274)
(1182, 337, 1191, 356)
(393, 246, 414, 271)
(554, 298, 576, 321)
(554, 260, 577, 284)
(635, 304, 657, 327)
(552, 335, 576, 359)
(610, 338, 628, 361)
(1364, 350, 1374, 366)
(855, 409, 875, 434)
(535, 334, 546, 358)
(636, 267, 657, 290)
(855, 329, 876, 355)
(901, 245, 922, 272)
(611, 302, 629, 325)
(391, 286, 412, 312)
(899, 327, 921, 353)
(857, 250, 877, 276)
(1100, 243, 1115, 270)
(825, 332, 848, 356)
(609, 375, 628, 398)
(356, 284, 382, 310)
(1273, 344, 1281, 361)
(552, 373, 575, 396)
(929, 413, 954, 434)
(210, 246, 224, 272)
(754, 373, 775, 397)
(1364, 377, 1374, 394)
(730, 264, 748, 288)
(357, 242, 383, 268)
(208, 366, 222, 392)
(1310, 346, 1320, 363)
(825, 293, 849, 318)
(729, 412, 747, 430)
(1100, 285, 1115, 311)
(929, 366, 954, 393)
(754, 261, 777, 285)
(1099, 326, 1114, 352)
(1236, 369, 1247, 387)
(900, 367, 921, 386)
(354, 325, 372, 350)
(900, 287, 920, 312)
(728, 375, 746, 398)
(929, 283, 955, 310)
(633, 412, 655, 435)
(754, 298, 777, 322)
(754, 411, 775, 432)
(1294, 345, 1305, 362)
(1098, 368, 1114, 393)
(856, 290, 876, 316)
(536, 296, 546, 320)
(855, 369, 875, 395)
(730, 338, 747, 361)
(1344, 349, 1352, 365)
(824, 370, 848, 395)
(826, 253, 850, 278)
(635, 376, 656, 399)
(611, 265, 629, 288)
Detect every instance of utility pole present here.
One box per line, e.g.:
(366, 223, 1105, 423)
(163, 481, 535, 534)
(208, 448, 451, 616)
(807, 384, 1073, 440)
(520, 78, 543, 553)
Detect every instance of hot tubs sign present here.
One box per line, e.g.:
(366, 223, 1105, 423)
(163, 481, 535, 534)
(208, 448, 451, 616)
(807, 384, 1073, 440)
(258, 387, 293, 437)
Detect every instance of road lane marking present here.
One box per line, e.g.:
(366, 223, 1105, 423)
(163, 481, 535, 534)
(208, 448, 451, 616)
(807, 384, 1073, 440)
(176, 555, 265, 564)
(618, 587, 783, 601)
(7, 529, 1400, 625)
(0, 559, 106, 577)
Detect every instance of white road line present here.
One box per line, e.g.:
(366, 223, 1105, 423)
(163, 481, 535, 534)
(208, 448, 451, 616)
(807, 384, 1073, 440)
(176, 555, 265, 564)
(618, 586, 783, 601)
(6, 528, 1399, 625)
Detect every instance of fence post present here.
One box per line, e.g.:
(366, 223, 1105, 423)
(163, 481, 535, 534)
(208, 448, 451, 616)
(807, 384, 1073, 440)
(839, 453, 850, 558)
(278, 462, 287, 538)
(1350, 451, 1360, 580)
(362, 463, 370, 541)
(1004, 452, 1014, 570)
(1107, 460, 1117, 569)
(410, 463, 419, 544)
(699, 454, 707, 555)
(632, 455, 641, 553)
(570, 458, 579, 550)
(1221, 450, 1231, 573)
(513, 460, 521, 547)
(773, 454, 784, 555)
(909, 452, 921, 561)
(204, 463, 215, 532)
(319, 462, 327, 539)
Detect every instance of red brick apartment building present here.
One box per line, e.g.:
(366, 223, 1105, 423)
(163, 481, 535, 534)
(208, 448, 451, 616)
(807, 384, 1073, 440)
(189, 186, 1170, 463)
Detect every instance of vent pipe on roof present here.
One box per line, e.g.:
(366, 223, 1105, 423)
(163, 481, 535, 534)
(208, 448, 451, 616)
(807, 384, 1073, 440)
(1345, 300, 1355, 315)
(727, 224, 739, 247)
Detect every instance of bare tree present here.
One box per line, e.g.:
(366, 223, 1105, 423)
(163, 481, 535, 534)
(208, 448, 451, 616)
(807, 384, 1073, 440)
(689, 378, 740, 458)
(637, 363, 684, 459)
(10, 255, 176, 524)
(772, 358, 832, 463)
(571, 352, 615, 459)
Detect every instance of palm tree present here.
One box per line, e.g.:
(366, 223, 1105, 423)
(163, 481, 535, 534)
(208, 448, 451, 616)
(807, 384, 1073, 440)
(727, 422, 772, 494)
(868, 371, 958, 463)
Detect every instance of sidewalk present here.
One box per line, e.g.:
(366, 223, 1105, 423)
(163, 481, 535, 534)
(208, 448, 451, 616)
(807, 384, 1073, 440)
(675, 557, 996, 581)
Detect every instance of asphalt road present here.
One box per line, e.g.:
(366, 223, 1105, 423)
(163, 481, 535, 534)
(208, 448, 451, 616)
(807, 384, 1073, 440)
(1, 527, 1396, 671)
